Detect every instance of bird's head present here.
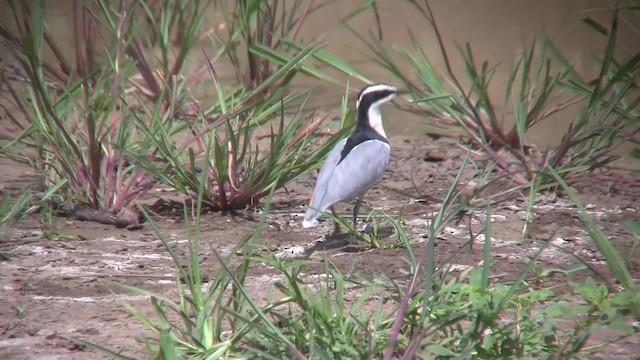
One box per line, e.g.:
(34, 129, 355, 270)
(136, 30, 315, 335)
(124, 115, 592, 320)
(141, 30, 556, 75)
(355, 83, 400, 110)
(355, 84, 403, 138)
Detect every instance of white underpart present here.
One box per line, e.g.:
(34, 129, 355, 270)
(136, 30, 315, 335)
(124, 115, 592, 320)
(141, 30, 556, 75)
(367, 103, 386, 138)
(355, 84, 397, 138)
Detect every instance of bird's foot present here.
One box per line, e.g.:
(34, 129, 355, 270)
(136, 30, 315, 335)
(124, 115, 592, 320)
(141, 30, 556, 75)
(331, 221, 342, 236)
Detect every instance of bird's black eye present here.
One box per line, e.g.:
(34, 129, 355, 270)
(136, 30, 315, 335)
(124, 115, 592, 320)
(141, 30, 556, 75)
(382, 90, 396, 98)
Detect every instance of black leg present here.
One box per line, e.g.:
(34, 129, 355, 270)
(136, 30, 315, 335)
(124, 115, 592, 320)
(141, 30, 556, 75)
(330, 206, 341, 234)
(353, 196, 363, 229)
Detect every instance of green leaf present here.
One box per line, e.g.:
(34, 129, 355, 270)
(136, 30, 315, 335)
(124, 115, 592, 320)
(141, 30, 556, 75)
(608, 319, 634, 335)
(20, 34, 34, 56)
(625, 219, 640, 237)
(548, 168, 640, 317)
(426, 344, 456, 356)
(582, 16, 610, 36)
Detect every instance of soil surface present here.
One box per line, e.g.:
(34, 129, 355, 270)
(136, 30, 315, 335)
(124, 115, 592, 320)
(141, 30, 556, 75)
(1, 136, 639, 360)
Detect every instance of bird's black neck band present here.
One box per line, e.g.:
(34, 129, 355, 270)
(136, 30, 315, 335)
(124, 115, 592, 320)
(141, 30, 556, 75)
(337, 112, 389, 164)
(356, 107, 371, 129)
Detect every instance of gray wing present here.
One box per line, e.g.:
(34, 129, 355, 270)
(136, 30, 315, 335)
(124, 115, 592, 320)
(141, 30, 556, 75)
(307, 137, 348, 210)
(306, 140, 390, 219)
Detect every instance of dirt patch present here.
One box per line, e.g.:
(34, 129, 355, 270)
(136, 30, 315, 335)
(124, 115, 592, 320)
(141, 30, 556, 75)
(1, 136, 639, 359)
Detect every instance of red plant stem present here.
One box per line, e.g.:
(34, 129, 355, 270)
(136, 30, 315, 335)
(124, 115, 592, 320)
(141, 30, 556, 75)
(5, 84, 30, 130)
(286, 113, 329, 150)
(288, 0, 315, 44)
(39, 62, 68, 85)
(34, 8, 70, 79)
(461, 129, 529, 185)
(116, 157, 126, 206)
(126, 41, 162, 100)
(259, 5, 273, 81)
(416, 0, 534, 182)
(383, 237, 434, 360)
(72, 2, 86, 77)
(101, 11, 125, 144)
(102, 151, 112, 202)
(227, 141, 240, 194)
(110, 169, 140, 213)
(459, 112, 534, 181)
(184, 64, 209, 90)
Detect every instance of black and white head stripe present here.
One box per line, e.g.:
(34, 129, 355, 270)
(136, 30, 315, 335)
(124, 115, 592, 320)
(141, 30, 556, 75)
(356, 84, 398, 109)
(355, 83, 398, 139)
(337, 84, 398, 164)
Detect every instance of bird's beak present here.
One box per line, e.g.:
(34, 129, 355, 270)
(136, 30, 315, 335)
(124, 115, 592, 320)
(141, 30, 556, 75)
(395, 88, 410, 95)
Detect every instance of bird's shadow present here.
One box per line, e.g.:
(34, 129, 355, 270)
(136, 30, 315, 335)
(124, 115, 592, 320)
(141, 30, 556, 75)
(305, 223, 395, 254)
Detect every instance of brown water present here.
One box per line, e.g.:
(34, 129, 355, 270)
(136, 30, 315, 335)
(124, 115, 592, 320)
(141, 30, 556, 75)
(2, 0, 639, 147)
(297, 0, 639, 145)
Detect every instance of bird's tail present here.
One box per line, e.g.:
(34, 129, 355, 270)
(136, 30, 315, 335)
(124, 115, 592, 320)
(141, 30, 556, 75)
(302, 208, 320, 228)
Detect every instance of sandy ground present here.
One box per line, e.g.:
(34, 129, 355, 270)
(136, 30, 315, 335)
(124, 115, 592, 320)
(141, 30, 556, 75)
(1, 136, 639, 359)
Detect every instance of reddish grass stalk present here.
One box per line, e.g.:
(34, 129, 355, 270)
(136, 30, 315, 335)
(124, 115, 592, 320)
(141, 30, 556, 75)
(383, 237, 433, 360)
(126, 41, 162, 100)
(416, 1, 532, 184)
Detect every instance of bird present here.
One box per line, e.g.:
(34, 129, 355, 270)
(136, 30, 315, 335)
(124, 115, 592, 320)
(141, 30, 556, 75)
(302, 83, 400, 231)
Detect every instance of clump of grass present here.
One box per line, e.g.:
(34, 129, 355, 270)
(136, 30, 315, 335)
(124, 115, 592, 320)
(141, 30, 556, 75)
(322, 1, 639, 188)
(80, 147, 636, 359)
(0, 0, 372, 219)
(312, 2, 639, 306)
(243, 256, 394, 358)
(123, 0, 373, 211)
(211, 0, 374, 89)
(377, 150, 637, 359)
(323, 206, 407, 249)
(127, 64, 355, 211)
(81, 163, 307, 359)
(0, 0, 203, 225)
(3, 1, 636, 359)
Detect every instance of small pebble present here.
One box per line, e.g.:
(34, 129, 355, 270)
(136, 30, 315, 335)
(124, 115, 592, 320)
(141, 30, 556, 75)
(36, 328, 56, 339)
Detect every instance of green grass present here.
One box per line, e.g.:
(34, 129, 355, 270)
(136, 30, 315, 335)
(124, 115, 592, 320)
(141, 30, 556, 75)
(0, 190, 31, 229)
(0, 0, 637, 359)
(126, 47, 356, 211)
(78, 145, 636, 359)
(0, 0, 372, 215)
(317, 1, 639, 187)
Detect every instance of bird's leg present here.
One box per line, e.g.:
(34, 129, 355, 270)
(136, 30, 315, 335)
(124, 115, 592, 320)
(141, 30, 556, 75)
(353, 196, 363, 230)
(330, 206, 341, 234)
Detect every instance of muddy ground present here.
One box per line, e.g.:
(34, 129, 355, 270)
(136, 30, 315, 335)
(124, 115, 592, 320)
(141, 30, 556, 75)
(0, 136, 639, 360)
